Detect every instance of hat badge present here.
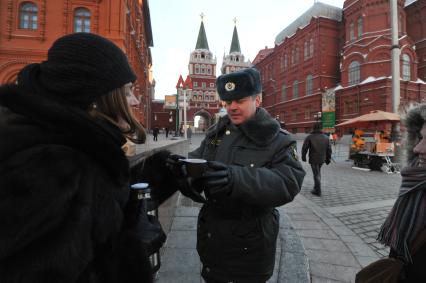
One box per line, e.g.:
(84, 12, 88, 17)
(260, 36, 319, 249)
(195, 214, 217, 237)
(225, 82, 236, 92)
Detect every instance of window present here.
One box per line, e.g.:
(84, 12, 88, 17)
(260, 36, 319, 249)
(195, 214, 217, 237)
(210, 83, 214, 88)
(348, 61, 360, 85)
(292, 109, 297, 121)
(284, 54, 288, 69)
(304, 106, 311, 119)
(350, 22, 355, 41)
(357, 17, 363, 38)
(195, 64, 200, 74)
(310, 39, 314, 57)
(304, 41, 308, 59)
(193, 82, 198, 87)
(74, 8, 91, 32)
(19, 2, 38, 30)
(291, 49, 295, 65)
(202, 82, 206, 88)
(281, 84, 287, 101)
(295, 47, 299, 64)
(293, 80, 299, 98)
(402, 54, 411, 81)
(306, 74, 313, 96)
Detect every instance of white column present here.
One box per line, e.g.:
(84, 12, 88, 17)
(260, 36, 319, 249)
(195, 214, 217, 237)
(183, 88, 187, 139)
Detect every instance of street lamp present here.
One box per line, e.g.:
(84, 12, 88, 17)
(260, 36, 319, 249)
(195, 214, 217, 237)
(313, 111, 322, 123)
(183, 75, 192, 140)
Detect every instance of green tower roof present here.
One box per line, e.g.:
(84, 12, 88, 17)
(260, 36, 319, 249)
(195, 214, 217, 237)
(195, 21, 209, 50)
(229, 25, 241, 53)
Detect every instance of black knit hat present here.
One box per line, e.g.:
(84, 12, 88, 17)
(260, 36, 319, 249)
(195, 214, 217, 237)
(18, 33, 136, 109)
(216, 68, 262, 101)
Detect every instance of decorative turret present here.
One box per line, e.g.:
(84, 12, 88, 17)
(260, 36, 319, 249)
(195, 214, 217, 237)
(221, 18, 251, 74)
(188, 14, 218, 108)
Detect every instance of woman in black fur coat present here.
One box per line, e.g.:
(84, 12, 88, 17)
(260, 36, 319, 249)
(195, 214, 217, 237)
(0, 33, 177, 283)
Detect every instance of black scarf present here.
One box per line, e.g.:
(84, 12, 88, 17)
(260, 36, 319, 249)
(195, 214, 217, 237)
(377, 158, 426, 263)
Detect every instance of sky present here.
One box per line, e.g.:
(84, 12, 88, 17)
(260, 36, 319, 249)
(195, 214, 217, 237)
(149, 0, 345, 100)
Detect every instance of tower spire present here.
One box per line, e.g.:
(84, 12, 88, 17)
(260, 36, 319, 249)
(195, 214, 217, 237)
(229, 18, 241, 53)
(195, 13, 209, 50)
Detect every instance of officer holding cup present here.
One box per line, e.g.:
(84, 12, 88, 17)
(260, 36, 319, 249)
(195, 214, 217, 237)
(180, 68, 305, 283)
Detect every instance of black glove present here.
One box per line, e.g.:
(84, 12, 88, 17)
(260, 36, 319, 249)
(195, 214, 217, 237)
(165, 154, 186, 176)
(202, 161, 232, 201)
(165, 154, 206, 203)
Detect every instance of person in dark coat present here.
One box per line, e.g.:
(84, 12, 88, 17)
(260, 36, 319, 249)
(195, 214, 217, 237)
(301, 123, 332, 196)
(0, 33, 178, 283)
(186, 68, 305, 283)
(153, 127, 159, 141)
(377, 103, 426, 282)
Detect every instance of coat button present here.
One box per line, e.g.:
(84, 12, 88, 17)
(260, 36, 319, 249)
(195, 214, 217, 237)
(250, 164, 254, 167)
(225, 130, 231, 135)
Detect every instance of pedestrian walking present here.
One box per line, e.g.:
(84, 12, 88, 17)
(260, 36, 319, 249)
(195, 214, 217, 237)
(187, 126, 193, 144)
(0, 33, 177, 283)
(165, 127, 169, 139)
(374, 103, 426, 282)
(301, 123, 332, 196)
(182, 68, 305, 283)
(153, 126, 159, 141)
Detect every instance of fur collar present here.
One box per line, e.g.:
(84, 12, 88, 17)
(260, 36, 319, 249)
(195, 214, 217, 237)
(206, 108, 280, 147)
(0, 84, 129, 185)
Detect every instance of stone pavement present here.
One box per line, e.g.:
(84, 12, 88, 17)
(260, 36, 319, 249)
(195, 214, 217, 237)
(140, 133, 401, 283)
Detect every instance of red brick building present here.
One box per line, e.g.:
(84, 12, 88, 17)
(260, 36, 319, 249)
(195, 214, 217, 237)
(254, 0, 426, 134)
(0, 0, 154, 127)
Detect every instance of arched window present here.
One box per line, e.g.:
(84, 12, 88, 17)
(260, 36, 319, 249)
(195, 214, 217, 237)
(281, 84, 287, 101)
(19, 2, 38, 30)
(293, 80, 299, 98)
(74, 8, 91, 32)
(284, 54, 288, 69)
(306, 74, 313, 96)
(291, 49, 295, 65)
(357, 17, 363, 38)
(195, 64, 200, 74)
(304, 41, 308, 59)
(350, 22, 355, 41)
(310, 38, 314, 57)
(402, 54, 411, 81)
(348, 61, 360, 85)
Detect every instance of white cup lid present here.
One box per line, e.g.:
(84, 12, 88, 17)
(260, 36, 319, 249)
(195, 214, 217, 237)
(131, 183, 149, 189)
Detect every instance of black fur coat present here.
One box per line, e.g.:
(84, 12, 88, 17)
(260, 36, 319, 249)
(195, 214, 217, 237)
(0, 85, 171, 283)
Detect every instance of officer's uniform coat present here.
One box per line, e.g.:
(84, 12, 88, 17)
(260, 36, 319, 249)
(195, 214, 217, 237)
(189, 108, 305, 282)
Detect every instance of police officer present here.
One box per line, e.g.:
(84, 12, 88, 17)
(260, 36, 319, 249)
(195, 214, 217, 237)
(188, 68, 306, 283)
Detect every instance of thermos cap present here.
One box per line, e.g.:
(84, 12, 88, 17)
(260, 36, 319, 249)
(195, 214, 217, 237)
(130, 183, 149, 190)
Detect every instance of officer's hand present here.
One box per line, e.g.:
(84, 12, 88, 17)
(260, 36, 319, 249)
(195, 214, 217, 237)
(202, 161, 232, 200)
(165, 154, 186, 177)
(177, 175, 207, 203)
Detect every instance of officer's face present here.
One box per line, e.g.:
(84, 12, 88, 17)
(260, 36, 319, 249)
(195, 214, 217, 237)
(224, 95, 260, 125)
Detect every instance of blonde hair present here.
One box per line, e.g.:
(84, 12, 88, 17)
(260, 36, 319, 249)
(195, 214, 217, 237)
(89, 84, 146, 144)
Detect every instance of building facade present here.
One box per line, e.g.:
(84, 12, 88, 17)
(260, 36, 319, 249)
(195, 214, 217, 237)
(254, 0, 426, 134)
(0, 0, 154, 127)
